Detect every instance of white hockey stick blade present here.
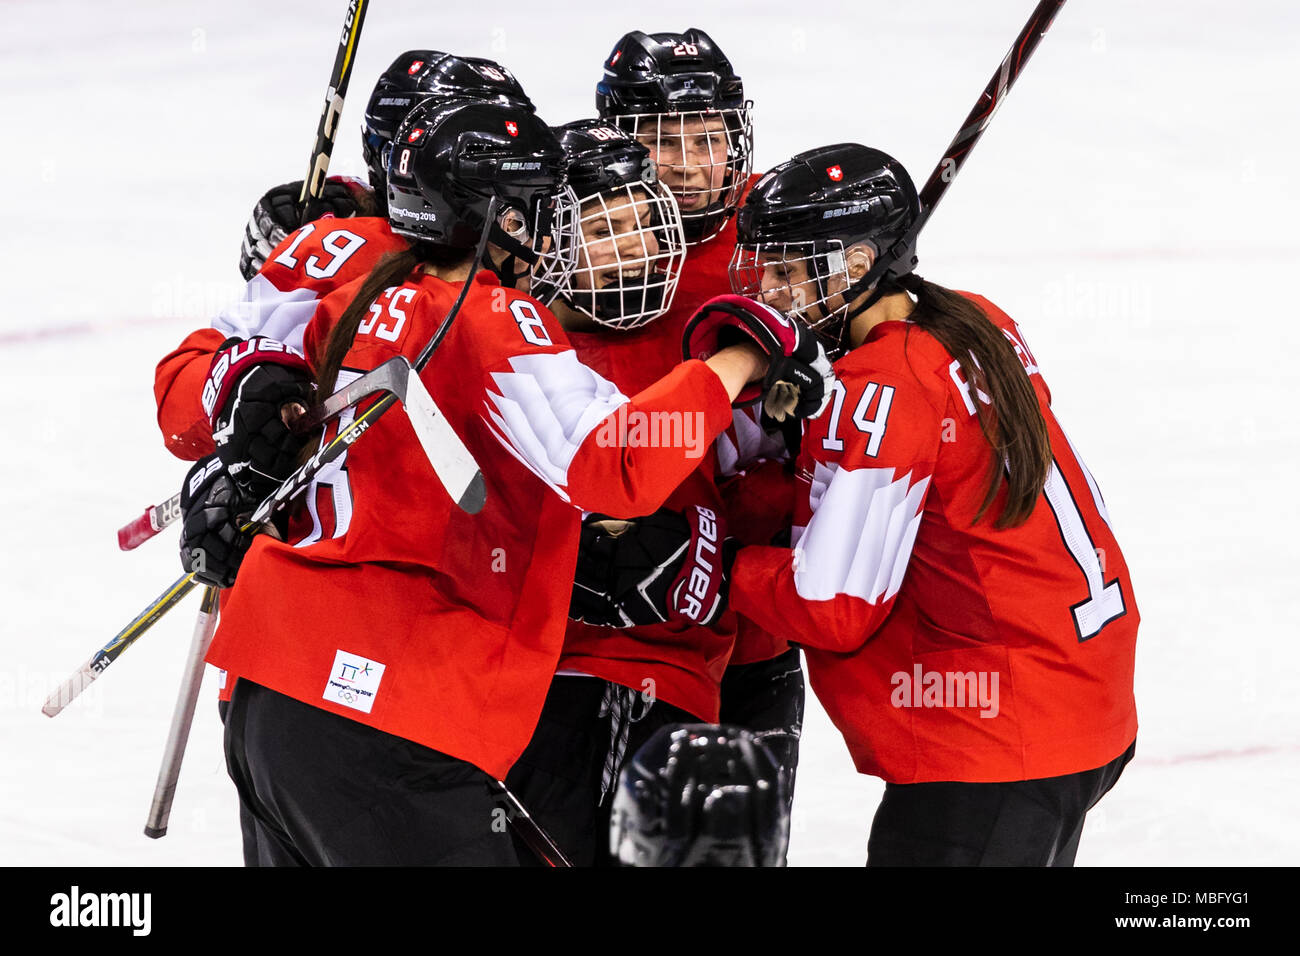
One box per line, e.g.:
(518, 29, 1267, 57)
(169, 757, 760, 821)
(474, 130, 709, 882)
(398, 365, 486, 514)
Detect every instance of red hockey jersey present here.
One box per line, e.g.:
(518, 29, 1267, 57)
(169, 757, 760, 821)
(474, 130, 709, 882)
(730, 293, 1139, 784)
(205, 269, 734, 780)
(154, 216, 407, 458)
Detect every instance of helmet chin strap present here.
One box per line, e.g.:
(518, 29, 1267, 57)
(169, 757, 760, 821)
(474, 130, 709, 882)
(482, 202, 554, 289)
(483, 221, 540, 289)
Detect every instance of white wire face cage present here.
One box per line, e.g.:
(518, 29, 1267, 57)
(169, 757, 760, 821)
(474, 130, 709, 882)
(615, 107, 753, 244)
(728, 239, 853, 334)
(537, 180, 687, 330)
(526, 186, 580, 306)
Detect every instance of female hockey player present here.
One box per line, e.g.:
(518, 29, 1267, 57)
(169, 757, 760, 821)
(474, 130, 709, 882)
(154, 49, 537, 866)
(595, 29, 806, 841)
(182, 99, 834, 865)
(587, 143, 1140, 866)
(503, 118, 740, 866)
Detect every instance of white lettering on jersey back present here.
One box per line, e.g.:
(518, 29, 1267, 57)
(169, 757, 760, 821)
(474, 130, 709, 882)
(483, 350, 629, 501)
(792, 461, 930, 605)
(210, 273, 317, 352)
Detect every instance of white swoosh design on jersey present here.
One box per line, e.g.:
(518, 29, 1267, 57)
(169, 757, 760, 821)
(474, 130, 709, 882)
(210, 273, 316, 352)
(793, 461, 930, 605)
(483, 350, 629, 501)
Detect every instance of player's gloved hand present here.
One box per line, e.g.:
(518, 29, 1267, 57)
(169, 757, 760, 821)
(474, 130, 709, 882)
(238, 176, 371, 280)
(179, 456, 255, 589)
(570, 505, 737, 628)
(203, 336, 315, 500)
(682, 294, 835, 424)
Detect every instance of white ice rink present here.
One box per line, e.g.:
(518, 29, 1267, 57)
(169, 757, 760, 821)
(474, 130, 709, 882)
(2, 0, 1297, 866)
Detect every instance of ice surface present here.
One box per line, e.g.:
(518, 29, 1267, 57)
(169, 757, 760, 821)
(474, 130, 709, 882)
(2, 0, 1297, 866)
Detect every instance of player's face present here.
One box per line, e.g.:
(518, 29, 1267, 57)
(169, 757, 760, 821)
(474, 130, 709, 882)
(573, 188, 661, 291)
(756, 251, 821, 316)
(637, 114, 730, 213)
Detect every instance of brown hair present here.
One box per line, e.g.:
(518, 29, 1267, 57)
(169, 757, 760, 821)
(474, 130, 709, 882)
(315, 238, 479, 396)
(896, 275, 1052, 529)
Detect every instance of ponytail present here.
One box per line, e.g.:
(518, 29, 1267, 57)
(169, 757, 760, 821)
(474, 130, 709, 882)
(896, 275, 1052, 529)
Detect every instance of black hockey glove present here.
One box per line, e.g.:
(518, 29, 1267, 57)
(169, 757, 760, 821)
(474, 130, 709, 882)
(238, 177, 370, 281)
(570, 505, 737, 629)
(203, 337, 315, 500)
(179, 456, 255, 589)
(682, 294, 835, 425)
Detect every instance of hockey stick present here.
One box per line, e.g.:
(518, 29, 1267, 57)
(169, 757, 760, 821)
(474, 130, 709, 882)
(47, 204, 501, 717)
(299, 0, 369, 224)
(121, 2, 368, 554)
(489, 780, 574, 868)
(45, 359, 482, 717)
(143, 585, 220, 838)
(836, 0, 1067, 346)
(116, 356, 451, 550)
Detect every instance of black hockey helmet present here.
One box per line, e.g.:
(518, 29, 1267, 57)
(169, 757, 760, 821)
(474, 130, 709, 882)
(387, 98, 566, 286)
(609, 723, 790, 867)
(595, 28, 752, 243)
(731, 143, 920, 342)
(533, 119, 686, 328)
(362, 50, 535, 206)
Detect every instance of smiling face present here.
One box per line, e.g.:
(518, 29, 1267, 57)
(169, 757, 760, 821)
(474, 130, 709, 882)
(573, 186, 661, 291)
(635, 113, 732, 214)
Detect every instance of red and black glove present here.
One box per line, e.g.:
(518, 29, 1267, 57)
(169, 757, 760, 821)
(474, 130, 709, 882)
(238, 176, 372, 281)
(203, 336, 315, 500)
(682, 294, 835, 428)
(570, 505, 737, 629)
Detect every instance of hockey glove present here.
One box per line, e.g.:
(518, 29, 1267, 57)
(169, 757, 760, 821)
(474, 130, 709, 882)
(203, 336, 315, 500)
(179, 455, 255, 589)
(238, 176, 371, 281)
(570, 505, 737, 629)
(682, 294, 835, 423)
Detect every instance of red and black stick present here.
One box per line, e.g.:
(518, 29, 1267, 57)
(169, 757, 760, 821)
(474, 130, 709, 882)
(848, 0, 1068, 302)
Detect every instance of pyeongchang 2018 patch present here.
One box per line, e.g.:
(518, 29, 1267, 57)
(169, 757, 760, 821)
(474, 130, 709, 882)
(323, 650, 386, 714)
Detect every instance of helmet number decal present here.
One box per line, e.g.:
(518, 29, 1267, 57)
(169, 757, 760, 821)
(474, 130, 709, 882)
(509, 300, 552, 347)
(672, 42, 699, 56)
(397, 148, 412, 176)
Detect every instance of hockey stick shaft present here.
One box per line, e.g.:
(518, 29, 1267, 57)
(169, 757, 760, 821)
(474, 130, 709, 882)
(299, 0, 369, 223)
(491, 779, 573, 868)
(915, 0, 1066, 223)
(54, 377, 408, 715)
(117, 358, 421, 550)
(41, 573, 199, 716)
(849, 0, 1067, 299)
(144, 585, 221, 838)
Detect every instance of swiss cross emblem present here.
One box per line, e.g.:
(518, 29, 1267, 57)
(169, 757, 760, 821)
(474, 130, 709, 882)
(505, 121, 519, 137)
(408, 60, 423, 75)
(827, 165, 843, 181)
(407, 127, 425, 143)
(610, 49, 623, 66)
